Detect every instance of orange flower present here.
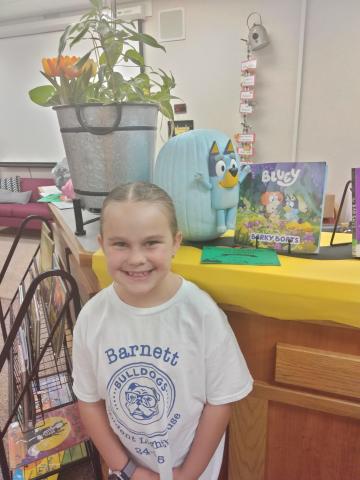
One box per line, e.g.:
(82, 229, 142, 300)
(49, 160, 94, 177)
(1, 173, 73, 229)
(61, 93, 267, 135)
(42, 56, 96, 80)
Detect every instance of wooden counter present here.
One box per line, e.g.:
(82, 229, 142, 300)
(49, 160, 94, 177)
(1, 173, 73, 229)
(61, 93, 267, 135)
(50, 205, 360, 480)
(48, 204, 100, 303)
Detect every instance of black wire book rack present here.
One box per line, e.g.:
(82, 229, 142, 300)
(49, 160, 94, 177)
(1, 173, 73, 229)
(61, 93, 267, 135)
(0, 216, 102, 480)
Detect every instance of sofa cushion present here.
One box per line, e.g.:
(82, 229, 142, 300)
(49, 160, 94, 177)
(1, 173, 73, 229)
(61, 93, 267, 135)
(0, 175, 21, 192)
(0, 204, 13, 216)
(0, 189, 32, 204)
(20, 178, 55, 202)
(10, 202, 52, 220)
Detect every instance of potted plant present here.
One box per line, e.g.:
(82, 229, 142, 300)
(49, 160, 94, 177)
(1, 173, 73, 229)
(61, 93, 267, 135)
(28, 0, 176, 213)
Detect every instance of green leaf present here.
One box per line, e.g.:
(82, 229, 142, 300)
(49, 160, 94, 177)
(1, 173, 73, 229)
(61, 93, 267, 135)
(28, 86, 57, 106)
(58, 24, 72, 56)
(128, 32, 166, 52)
(70, 23, 90, 48)
(90, 0, 102, 10)
(103, 37, 123, 67)
(159, 100, 174, 120)
(40, 71, 59, 89)
(132, 73, 150, 90)
(75, 51, 92, 69)
(123, 49, 144, 66)
(97, 18, 112, 37)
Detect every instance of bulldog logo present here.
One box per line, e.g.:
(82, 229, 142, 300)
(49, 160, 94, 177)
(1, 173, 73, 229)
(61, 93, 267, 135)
(125, 383, 160, 420)
(107, 362, 176, 437)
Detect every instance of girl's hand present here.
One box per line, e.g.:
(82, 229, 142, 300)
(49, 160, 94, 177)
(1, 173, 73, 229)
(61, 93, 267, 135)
(132, 466, 160, 480)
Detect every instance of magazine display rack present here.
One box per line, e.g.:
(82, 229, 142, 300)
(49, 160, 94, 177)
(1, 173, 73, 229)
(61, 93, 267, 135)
(0, 216, 102, 480)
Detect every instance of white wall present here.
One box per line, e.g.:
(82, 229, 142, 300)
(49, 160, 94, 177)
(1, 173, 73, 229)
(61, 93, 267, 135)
(0, 31, 67, 164)
(145, 0, 357, 218)
(146, 0, 302, 165)
(297, 0, 360, 218)
(0, 0, 358, 218)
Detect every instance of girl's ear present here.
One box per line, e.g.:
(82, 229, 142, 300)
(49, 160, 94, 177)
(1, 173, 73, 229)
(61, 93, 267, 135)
(97, 234, 104, 250)
(173, 231, 182, 255)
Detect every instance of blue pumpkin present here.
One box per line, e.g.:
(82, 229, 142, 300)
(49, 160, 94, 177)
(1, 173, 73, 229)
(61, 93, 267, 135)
(154, 129, 249, 241)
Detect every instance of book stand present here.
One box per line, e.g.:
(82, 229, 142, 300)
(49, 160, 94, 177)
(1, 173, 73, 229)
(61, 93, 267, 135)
(254, 235, 294, 254)
(0, 216, 102, 480)
(329, 180, 352, 247)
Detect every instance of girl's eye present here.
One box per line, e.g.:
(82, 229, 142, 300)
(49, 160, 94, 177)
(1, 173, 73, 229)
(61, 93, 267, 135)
(113, 242, 127, 248)
(146, 240, 160, 247)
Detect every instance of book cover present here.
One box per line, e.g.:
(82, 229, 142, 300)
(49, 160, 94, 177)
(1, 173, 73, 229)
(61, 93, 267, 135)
(38, 224, 55, 306)
(35, 373, 73, 410)
(235, 162, 328, 253)
(12, 442, 87, 479)
(352, 167, 360, 257)
(46, 254, 68, 359)
(8, 403, 88, 469)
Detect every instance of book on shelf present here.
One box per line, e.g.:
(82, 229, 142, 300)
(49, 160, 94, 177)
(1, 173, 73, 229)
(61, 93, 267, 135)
(47, 255, 67, 359)
(28, 265, 42, 364)
(8, 402, 88, 470)
(235, 161, 328, 254)
(38, 224, 55, 306)
(352, 167, 360, 257)
(34, 372, 73, 411)
(12, 442, 87, 479)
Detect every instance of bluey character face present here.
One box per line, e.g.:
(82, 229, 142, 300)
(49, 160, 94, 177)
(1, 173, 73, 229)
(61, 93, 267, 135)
(285, 193, 298, 210)
(125, 383, 160, 420)
(208, 140, 240, 188)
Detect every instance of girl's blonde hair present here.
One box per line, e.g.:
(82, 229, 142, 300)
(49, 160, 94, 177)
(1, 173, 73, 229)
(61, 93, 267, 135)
(100, 182, 179, 237)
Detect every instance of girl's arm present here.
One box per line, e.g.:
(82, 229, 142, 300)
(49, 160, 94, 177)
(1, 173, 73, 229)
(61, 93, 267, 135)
(78, 400, 159, 480)
(173, 402, 232, 480)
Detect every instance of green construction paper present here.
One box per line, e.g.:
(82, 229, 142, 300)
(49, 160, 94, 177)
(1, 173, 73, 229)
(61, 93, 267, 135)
(37, 194, 62, 202)
(200, 246, 281, 266)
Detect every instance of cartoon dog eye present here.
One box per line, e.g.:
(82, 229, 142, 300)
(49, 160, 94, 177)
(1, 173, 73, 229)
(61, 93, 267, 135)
(215, 160, 226, 177)
(125, 391, 157, 408)
(229, 158, 237, 170)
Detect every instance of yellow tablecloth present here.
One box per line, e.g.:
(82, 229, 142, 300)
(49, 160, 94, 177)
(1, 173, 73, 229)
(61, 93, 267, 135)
(92, 233, 360, 328)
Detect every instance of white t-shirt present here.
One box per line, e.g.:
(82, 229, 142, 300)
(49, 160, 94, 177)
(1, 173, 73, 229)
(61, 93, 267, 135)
(72, 279, 253, 480)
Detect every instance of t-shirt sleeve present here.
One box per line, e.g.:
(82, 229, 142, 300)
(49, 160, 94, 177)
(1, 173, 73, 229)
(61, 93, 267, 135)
(72, 311, 102, 403)
(205, 308, 253, 405)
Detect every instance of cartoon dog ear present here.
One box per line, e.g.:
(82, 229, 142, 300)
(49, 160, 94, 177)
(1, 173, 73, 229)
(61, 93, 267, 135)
(224, 139, 235, 155)
(209, 141, 220, 156)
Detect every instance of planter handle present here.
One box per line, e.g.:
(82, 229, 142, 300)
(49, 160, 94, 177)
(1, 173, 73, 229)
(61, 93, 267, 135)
(75, 104, 122, 135)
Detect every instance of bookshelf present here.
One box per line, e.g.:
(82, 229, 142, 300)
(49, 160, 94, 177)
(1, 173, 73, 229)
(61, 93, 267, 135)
(0, 216, 102, 480)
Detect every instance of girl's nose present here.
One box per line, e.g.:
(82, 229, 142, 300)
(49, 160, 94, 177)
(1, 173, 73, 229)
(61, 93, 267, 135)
(128, 248, 145, 265)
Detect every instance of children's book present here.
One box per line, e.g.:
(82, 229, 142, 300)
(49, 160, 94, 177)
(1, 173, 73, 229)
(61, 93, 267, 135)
(38, 224, 55, 306)
(12, 442, 87, 479)
(352, 167, 360, 257)
(34, 372, 73, 411)
(8, 402, 88, 469)
(235, 162, 328, 254)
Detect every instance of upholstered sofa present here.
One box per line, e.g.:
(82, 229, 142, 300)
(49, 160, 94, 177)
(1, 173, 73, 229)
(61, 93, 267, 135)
(0, 177, 54, 230)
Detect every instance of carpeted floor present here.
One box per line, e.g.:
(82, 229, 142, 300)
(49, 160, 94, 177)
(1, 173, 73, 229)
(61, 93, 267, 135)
(0, 228, 95, 480)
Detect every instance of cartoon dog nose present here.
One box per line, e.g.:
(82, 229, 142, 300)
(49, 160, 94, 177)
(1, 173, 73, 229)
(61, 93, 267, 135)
(229, 167, 238, 177)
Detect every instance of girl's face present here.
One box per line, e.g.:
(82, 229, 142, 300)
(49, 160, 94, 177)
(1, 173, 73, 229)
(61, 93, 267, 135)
(98, 201, 182, 307)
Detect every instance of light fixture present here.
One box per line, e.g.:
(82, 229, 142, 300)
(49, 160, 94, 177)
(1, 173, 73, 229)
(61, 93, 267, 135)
(247, 12, 270, 51)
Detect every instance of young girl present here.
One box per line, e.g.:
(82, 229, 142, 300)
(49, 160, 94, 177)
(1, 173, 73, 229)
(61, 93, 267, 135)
(72, 182, 253, 480)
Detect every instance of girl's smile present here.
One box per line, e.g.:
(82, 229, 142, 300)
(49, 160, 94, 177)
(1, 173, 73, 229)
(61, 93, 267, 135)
(99, 200, 182, 307)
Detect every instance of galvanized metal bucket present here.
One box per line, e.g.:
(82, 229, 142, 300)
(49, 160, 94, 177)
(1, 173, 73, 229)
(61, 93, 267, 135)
(53, 102, 159, 212)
